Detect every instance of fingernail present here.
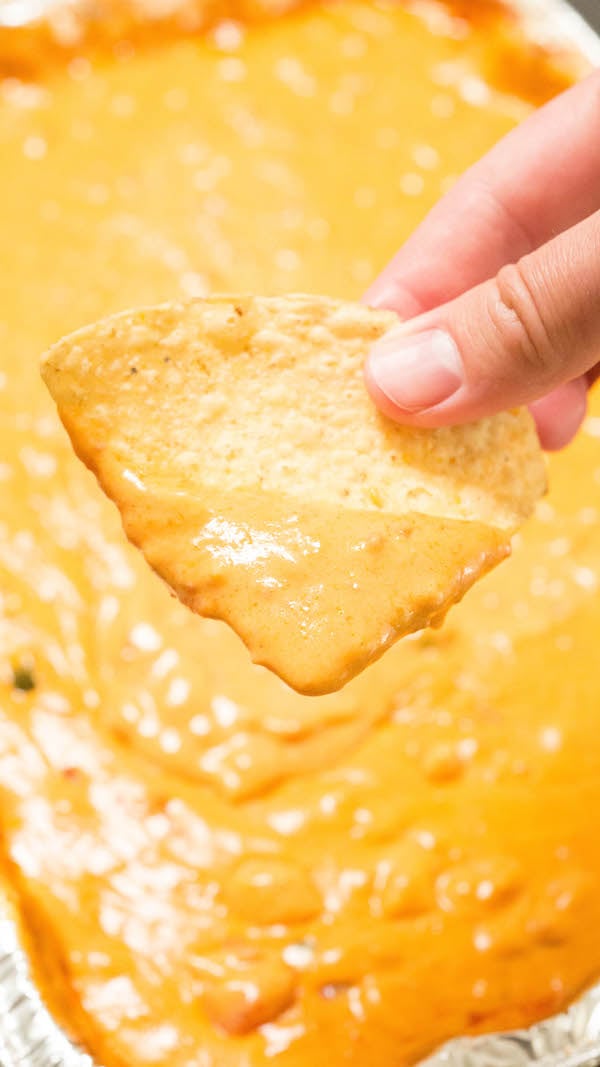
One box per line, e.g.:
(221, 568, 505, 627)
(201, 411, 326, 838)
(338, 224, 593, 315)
(364, 279, 399, 309)
(365, 281, 423, 318)
(368, 328, 464, 412)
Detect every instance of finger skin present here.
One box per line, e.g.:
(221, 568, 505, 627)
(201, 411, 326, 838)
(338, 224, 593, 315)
(365, 209, 600, 425)
(530, 378, 588, 452)
(364, 69, 600, 318)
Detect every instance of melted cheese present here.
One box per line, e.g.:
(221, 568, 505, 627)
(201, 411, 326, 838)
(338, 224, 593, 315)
(1, 3, 599, 1065)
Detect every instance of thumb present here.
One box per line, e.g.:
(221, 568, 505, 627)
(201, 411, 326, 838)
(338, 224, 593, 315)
(365, 209, 600, 435)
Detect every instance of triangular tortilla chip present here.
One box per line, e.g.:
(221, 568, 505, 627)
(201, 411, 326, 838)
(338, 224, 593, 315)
(41, 294, 546, 694)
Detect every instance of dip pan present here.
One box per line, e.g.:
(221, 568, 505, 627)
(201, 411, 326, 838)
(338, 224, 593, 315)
(1, 0, 600, 1066)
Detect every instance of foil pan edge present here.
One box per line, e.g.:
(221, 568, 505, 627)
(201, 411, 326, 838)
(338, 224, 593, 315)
(1, 1, 599, 1066)
(0, 918, 92, 1067)
(509, 0, 600, 63)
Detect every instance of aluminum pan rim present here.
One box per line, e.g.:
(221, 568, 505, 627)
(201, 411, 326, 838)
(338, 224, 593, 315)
(0, 1, 598, 1065)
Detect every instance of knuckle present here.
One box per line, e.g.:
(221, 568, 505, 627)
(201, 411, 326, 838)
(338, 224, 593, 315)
(492, 260, 556, 382)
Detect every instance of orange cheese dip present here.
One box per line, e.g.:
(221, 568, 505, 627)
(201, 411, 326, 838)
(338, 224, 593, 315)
(1, 3, 599, 1066)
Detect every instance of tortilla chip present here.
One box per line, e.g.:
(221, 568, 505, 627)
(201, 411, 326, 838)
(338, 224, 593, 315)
(41, 295, 546, 694)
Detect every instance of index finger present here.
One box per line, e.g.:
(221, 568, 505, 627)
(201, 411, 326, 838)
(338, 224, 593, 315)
(364, 68, 600, 317)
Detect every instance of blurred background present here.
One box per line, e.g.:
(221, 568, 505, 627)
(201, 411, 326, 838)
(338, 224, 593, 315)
(574, 0, 600, 29)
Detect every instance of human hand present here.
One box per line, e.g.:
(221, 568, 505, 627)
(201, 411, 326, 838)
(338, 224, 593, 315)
(364, 69, 600, 450)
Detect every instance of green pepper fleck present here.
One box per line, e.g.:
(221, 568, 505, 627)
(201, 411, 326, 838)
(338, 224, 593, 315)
(13, 666, 36, 692)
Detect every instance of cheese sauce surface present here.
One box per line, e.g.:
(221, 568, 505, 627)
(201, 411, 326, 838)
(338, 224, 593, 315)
(1, 3, 600, 1065)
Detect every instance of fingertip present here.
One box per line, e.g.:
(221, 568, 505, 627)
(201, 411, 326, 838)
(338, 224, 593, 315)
(363, 355, 419, 425)
(364, 326, 466, 433)
(362, 277, 424, 318)
(529, 378, 588, 451)
(361, 278, 394, 308)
